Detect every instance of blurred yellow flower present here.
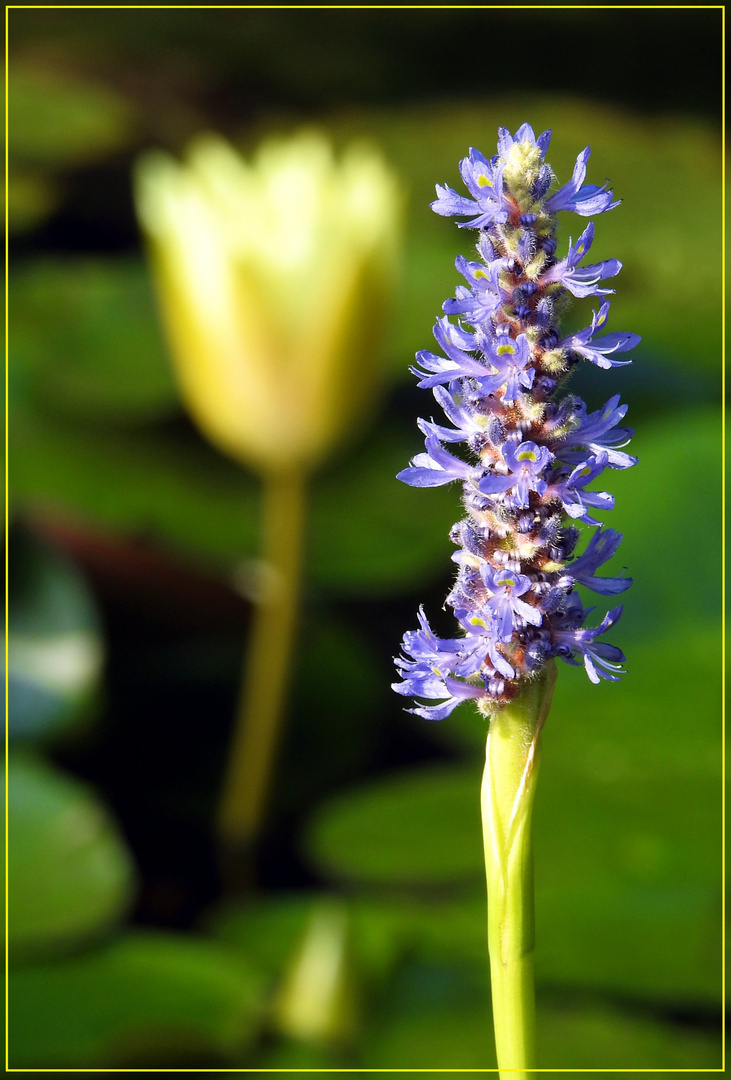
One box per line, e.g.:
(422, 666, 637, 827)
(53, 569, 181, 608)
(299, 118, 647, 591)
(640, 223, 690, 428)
(134, 130, 402, 475)
(272, 900, 356, 1047)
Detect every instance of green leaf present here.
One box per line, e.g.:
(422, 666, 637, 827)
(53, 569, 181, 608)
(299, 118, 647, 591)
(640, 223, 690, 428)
(10, 412, 457, 593)
(8, 930, 264, 1068)
(206, 892, 404, 992)
(304, 764, 484, 889)
(8, 753, 136, 961)
(602, 408, 722, 640)
(360, 957, 496, 1070)
(536, 997, 721, 1071)
(10, 410, 260, 565)
(359, 953, 720, 1070)
(303, 625, 721, 1005)
(326, 98, 721, 380)
(10, 259, 179, 424)
(8, 531, 104, 744)
(7, 170, 60, 235)
(533, 628, 722, 1007)
(9, 64, 136, 168)
(309, 426, 458, 593)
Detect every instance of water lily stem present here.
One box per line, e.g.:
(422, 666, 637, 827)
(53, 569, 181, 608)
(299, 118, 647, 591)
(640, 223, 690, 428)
(217, 470, 306, 869)
(481, 661, 556, 1080)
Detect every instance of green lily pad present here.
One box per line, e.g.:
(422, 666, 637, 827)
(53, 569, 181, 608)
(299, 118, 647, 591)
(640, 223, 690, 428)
(326, 98, 721, 380)
(304, 763, 483, 889)
(356, 957, 496, 1070)
(7, 170, 60, 235)
(8, 930, 264, 1068)
(358, 951, 719, 1070)
(206, 892, 404, 992)
(8, 532, 104, 744)
(303, 622, 721, 1005)
(9, 64, 135, 168)
(532, 626, 721, 1007)
(10, 410, 260, 565)
(8, 753, 136, 961)
(598, 407, 722, 641)
(10, 259, 179, 423)
(310, 424, 458, 593)
(536, 997, 721, 1071)
(9, 411, 457, 593)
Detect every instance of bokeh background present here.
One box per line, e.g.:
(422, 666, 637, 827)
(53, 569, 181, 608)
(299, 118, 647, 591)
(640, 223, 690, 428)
(7, 7, 723, 1073)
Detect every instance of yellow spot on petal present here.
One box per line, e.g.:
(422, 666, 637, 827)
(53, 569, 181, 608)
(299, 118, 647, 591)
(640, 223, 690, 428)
(477, 175, 493, 188)
(496, 343, 516, 355)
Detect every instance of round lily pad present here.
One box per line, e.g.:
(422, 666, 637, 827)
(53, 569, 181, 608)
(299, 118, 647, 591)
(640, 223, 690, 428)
(8, 752, 136, 960)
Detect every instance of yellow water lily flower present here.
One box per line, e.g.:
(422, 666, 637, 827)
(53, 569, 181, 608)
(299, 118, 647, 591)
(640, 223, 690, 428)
(135, 130, 402, 475)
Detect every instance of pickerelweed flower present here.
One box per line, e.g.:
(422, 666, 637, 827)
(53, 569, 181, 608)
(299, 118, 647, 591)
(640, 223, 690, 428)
(394, 124, 637, 720)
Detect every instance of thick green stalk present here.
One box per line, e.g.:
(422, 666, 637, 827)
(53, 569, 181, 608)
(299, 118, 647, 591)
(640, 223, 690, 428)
(217, 470, 306, 865)
(481, 661, 556, 1079)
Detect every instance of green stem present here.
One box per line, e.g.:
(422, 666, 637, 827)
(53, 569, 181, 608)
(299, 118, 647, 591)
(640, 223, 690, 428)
(217, 469, 306, 864)
(481, 662, 556, 1080)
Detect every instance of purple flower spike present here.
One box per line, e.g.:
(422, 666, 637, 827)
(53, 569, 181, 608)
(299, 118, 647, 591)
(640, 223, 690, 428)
(545, 146, 621, 217)
(486, 334, 536, 402)
(397, 434, 474, 488)
(557, 395, 637, 470)
(551, 453, 615, 524)
(481, 566, 543, 642)
(432, 149, 509, 229)
(542, 223, 622, 298)
(562, 301, 640, 369)
(443, 255, 509, 324)
(551, 605, 626, 683)
(479, 440, 551, 508)
(395, 123, 635, 714)
(565, 528, 632, 595)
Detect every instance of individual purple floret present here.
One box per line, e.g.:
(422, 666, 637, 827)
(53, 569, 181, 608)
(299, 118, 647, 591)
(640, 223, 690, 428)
(393, 125, 637, 717)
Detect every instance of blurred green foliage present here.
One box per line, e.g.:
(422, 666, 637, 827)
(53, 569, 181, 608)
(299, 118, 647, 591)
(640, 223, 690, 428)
(10, 101, 720, 588)
(7, 30, 722, 1072)
(10, 63, 135, 168)
(320, 99, 722, 382)
(6, 535, 264, 1066)
(9, 62, 137, 234)
(8, 752, 135, 960)
(10, 259, 177, 423)
(9, 932, 263, 1067)
(304, 627, 720, 1009)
